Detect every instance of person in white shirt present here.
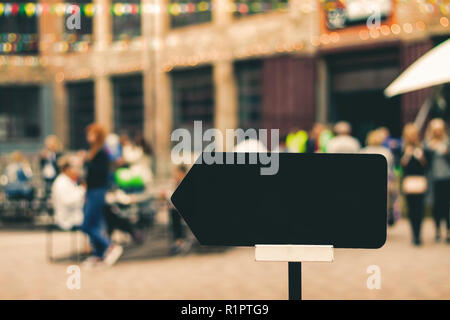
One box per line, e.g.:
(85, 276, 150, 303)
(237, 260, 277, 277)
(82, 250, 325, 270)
(234, 138, 268, 152)
(51, 156, 85, 230)
(327, 121, 361, 153)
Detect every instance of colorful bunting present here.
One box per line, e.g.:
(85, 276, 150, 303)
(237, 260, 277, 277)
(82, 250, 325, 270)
(0, 1, 292, 17)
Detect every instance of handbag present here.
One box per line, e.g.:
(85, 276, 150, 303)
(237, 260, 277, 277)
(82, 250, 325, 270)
(402, 176, 427, 194)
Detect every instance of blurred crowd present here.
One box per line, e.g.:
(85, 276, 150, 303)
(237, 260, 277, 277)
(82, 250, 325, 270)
(281, 119, 450, 246)
(1, 123, 193, 267)
(1, 118, 449, 268)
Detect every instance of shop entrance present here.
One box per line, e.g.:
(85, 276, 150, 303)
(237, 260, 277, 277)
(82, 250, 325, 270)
(327, 46, 402, 144)
(333, 90, 401, 143)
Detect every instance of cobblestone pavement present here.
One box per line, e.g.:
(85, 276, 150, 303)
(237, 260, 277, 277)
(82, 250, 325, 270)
(0, 218, 449, 300)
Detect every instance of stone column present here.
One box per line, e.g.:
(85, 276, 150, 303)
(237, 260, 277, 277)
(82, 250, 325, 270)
(153, 0, 172, 176)
(213, 60, 238, 151)
(212, 0, 237, 151)
(94, 76, 114, 133)
(93, 0, 113, 132)
(142, 0, 157, 147)
(93, 0, 112, 51)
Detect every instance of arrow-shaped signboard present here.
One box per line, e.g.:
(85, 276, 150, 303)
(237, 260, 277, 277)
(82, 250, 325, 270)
(171, 153, 387, 249)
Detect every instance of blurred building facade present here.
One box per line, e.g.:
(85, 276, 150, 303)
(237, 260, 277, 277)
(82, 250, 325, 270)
(0, 0, 449, 175)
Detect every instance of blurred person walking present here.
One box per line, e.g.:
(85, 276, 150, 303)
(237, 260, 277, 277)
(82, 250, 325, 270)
(379, 127, 402, 166)
(401, 123, 427, 246)
(40, 135, 63, 199)
(425, 119, 450, 243)
(272, 134, 288, 152)
(327, 121, 360, 153)
(80, 123, 123, 267)
(286, 128, 308, 153)
(306, 123, 326, 153)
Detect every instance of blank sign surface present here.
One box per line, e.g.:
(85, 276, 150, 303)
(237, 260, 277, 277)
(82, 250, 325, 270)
(171, 153, 387, 249)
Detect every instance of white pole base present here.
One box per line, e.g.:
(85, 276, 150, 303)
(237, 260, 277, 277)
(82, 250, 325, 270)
(255, 245, 334, 262)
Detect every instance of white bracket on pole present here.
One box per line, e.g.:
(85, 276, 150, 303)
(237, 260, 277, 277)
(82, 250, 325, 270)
(255, 245, 334, 300)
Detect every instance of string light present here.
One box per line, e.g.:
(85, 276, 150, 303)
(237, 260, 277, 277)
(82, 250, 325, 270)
(359, 30, 370, 40)
(0, 1, 292, 17)
(380, 25, 391, 35)
(0, 0, 447, 64)
(329, 32, 340, 43)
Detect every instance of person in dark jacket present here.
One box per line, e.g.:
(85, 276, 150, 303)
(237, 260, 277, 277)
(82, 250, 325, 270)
(425, 118, 450, 243)
(81, 123, 123, 268)
(401, 123, 427, 246)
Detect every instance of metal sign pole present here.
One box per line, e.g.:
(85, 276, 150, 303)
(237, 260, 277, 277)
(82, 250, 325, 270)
(288, 262, 302, 300)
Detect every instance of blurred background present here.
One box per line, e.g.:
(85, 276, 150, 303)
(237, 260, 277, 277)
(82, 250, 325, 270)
(0, 0, 449, 299)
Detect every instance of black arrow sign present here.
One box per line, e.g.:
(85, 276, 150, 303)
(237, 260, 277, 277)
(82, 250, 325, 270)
(171, 153, 387, 249)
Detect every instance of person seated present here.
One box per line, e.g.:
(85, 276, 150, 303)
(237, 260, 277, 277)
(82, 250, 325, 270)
(5, 151, 34, 201)
(51, 156, 85, 230)
(40, 135, 63, 199)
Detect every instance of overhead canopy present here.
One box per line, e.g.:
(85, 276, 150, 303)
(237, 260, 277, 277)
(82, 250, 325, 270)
(385, 39, 450, 97)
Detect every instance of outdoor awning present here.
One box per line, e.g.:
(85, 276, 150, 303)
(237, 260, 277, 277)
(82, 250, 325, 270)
(385, 39, 450, 97)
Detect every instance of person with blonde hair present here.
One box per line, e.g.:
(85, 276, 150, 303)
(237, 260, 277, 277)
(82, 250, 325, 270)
(80, 123, 123, 267)
(401, 123, 427, 246)
(6, 151, 32, 183)
(361, 129, 393, 167)
(425, 118, 450, 243)
(362, 129, 397, 225)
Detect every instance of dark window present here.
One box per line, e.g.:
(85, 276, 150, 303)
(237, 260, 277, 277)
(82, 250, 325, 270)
(235, 60, 263, 129)
(170, 0, 212, 28)
(113, 74, 144, 137)
(172, 66, 214, 131)
(67, 81, 95, 150)
(432, 35, 450, 47)
(63, 0, 94, 52)
(112, 0, 141, 41)
(0, 1, 38, 55)
(0, 85, 40, 141)
(233, 0, 288, 18)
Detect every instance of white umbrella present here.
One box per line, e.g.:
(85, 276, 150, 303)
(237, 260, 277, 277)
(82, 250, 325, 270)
(384, 39, 450, 97)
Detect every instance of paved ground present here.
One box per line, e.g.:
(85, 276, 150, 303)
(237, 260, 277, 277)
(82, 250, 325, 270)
(0, 218, 449, 300)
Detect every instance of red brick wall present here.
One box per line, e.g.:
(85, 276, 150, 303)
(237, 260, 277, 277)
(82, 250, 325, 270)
(262, 55, 316, 135)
